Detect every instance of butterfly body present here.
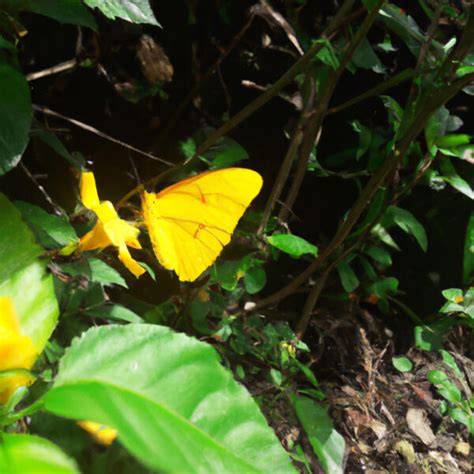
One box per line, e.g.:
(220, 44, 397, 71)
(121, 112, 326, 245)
(142, 168, 263, 282)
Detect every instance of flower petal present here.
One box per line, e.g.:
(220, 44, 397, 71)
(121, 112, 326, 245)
(117, 242, 145, 277)
(0, 298, 37, 404)
(80, 172, 101, 209)
(0, 297, 20, 334)
(77, 421, 118, 446)
(79, 222, 113, 251)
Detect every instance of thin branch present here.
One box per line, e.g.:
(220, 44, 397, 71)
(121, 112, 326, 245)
(326, 68, 415, 116)
(188, 0, 354, 164)
(20, 163, 66, 217)
(33, 105, 174, 166)
(257, 77, 315, 236)
(119, 0, 356, 205)
(158, 11, 256, 141)
(26, 59, 78, 82)
(278, 0, 385, 224)
(253, 71, 474, 311)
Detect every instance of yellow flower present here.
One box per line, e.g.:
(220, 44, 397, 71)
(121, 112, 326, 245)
(0, 297, 37, 405)
(79, 172, 145, 278)
(77, 421, 118, 446)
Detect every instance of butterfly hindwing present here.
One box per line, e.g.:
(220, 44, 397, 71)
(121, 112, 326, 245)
(142, 168, 263, 281)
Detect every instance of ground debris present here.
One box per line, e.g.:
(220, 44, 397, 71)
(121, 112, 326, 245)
(394, 439, 416, 464)
(308, 308, 473, 473)
(406, 408, 436, 446)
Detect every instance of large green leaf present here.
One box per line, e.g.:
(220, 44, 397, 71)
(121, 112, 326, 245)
(0, 194, 42, 285)
(84, 0, 160, 26)
(27, 0, 97, 30)
(0, 61, 32, 175)
(0, 434, 79, 474)
(0, 194, 59, 351)
(291, 395, 345, 474)
(44, 324, 296, 474)
(15, 201, 77, 249)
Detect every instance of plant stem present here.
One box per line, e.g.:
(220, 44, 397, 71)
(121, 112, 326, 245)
(278, 0, 385, 224)
(117, 0, 356, 206)
(257, 77, 316, 236)
(254, 71, 474, 311)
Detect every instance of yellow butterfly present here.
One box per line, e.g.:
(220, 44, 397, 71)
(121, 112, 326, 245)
(141, 168, 263, 282)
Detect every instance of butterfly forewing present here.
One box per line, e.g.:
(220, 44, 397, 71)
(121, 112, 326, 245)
(142, 168, 263, 281)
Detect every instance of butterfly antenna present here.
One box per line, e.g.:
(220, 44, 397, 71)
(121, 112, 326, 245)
(128, 154, 144, 193)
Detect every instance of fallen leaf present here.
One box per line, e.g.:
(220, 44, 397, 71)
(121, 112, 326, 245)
(406, 408, 435, 445)
(394, 440, 416, 464)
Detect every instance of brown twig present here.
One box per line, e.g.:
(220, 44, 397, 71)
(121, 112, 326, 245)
(254, 71, 474, 312)
(257, 76, 316, 236)
(326, 68, 415, 116)
(20, 163, 66, 217)
(158, 11, 256, 141)
(26, 59, 78, 82)
(118, 0, 356, 206)
(33, 105, 174, 166)
(278, 0, 385, 224)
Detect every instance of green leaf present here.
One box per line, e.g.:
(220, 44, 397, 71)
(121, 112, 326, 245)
(314, 41, 339, 70)
(201, 136, 249, 169)
(378, 4, 441, 58)
(439, 350, 464, 379)
(384, 206, 428, 252)
(15, 201, 77, 249)
(211, 258, 246, 291)
(438, 383, 462, 404)
(439, 158, 474, 200)
(0, 194, 59, 352)
(336, 259, 359, 293)
(367, 277, 399, 298)
(0, 60, 32, 175)
(441, 288, 463, 301)
(0, 261, 60, 352)
(425, 106, 449, 154)
(392, 356, 413, 373)
(84, 0, 160, 26)
(84, 304, 143, 323)
(436, 134, 471, 149)
(351, 37, 384, 73)
(291, 395, 345, 474)
(0, 35, 17, 55)
(427, 370, 448, 385)
(244, 265, 267, 295)
(351, 120, 372, 160)
(0, 434, 79, 474)
(365, 245, 392, 266)
(414, 318, 457, 351)
(464, 212, 474, 284)
(267, 234, 318, 258)
(89, 258, 128, 288)
(44, 325, 295, 474)
(0, 194, 42, 283)
(31, 128, 85, 169)
(27, 0, 97, 30)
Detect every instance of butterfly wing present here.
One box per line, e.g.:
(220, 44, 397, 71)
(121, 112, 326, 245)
(142, 168, 263, 281)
